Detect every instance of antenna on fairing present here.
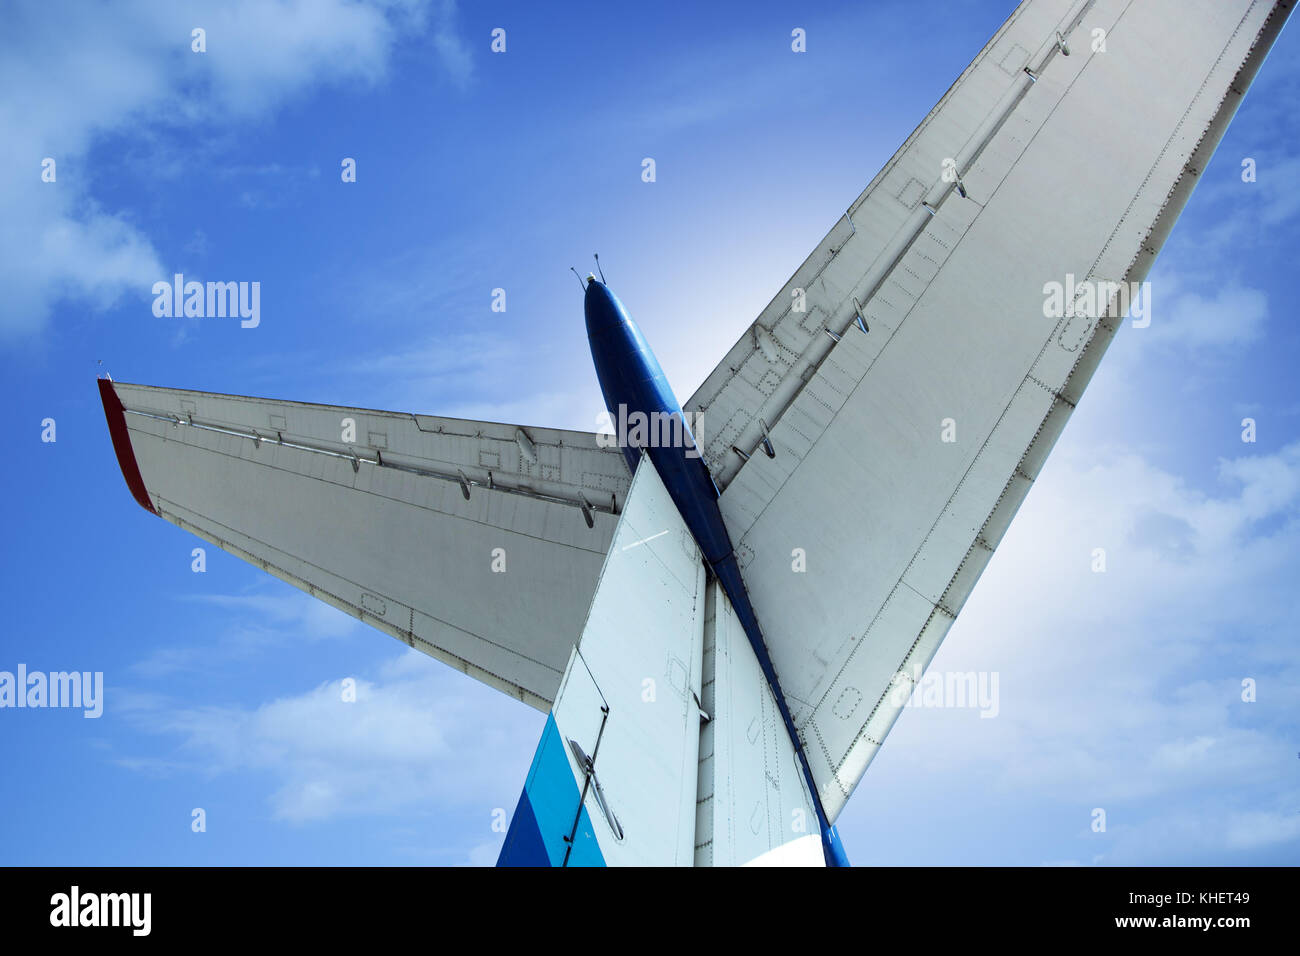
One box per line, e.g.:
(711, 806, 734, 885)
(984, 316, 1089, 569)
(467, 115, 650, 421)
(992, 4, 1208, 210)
(570, 267, 587, 291)
(593, 254, 606, 283)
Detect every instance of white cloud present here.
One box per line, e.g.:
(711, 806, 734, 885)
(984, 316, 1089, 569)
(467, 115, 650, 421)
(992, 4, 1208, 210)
(0, 0, 469, 336)
(1224, 810, 1300, 850)
(0, 200, 163, 335)
(121, 649, 539, 828)
(841, 437, 1300, 862)
(129, 590, 362, 677)
(1148, 283, 1269, 350)
(183, 592, 362, 640)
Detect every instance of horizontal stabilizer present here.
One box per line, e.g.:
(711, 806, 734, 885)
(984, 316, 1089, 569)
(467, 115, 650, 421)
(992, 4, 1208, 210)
(98, 379, 631, 709)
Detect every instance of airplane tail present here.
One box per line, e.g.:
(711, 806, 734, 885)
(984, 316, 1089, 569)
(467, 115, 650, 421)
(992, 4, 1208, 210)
(497, 457, 827, 866)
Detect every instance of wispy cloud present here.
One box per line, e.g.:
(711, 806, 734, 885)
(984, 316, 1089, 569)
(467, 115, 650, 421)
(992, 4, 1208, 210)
(0, 0, 469, 336)
(842, 438, 1300, 862)
(1150, 283, 1268, 351)
(119, 650, 539, 830)
(130, 590, 361, 678)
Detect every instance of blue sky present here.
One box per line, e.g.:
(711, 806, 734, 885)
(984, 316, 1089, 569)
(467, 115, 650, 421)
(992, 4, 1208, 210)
(2, 0, 1297, 865)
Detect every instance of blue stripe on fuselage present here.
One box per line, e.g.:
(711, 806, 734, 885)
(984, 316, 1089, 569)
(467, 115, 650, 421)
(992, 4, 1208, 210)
(497, 712, 606, 867)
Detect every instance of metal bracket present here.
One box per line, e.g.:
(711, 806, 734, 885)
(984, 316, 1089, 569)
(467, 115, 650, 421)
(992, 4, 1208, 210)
(563, 704, 623, 864)
(692, 690, 711, 724)
(758, 418, 775, 458)
(852, 296, 870, 334)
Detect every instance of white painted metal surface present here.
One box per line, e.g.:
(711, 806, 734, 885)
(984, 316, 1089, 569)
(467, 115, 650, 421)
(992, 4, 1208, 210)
(695, 578, 819, 866)
(551, 457, 706, 865)
(683, 0, 1291, 819)
(112, 382, 632, 709)
(742, 835, 825, 867)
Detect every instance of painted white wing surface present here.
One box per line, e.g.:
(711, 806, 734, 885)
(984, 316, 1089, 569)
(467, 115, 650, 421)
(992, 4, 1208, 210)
(100, 379, 632, 710)
(682, 0, 1292, 818)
